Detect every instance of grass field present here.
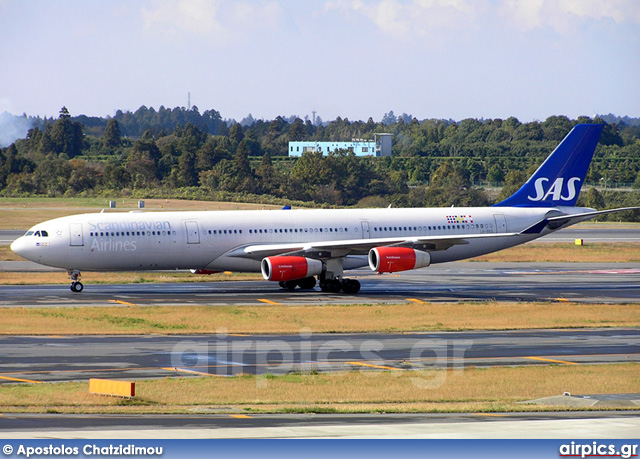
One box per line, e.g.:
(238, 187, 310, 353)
(1, 363, 637, 414)
(2, 302, 639, 335)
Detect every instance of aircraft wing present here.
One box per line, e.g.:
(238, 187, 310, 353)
(225, 232, 520, 260)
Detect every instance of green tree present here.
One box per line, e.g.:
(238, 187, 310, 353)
(585, 187, 605, 210)
(103, 119, 122, 148)
(229, 123, 244, 147)
(41, 107, 84, 158)
(257, 151, 279, 194)
(127, 139, 161, 187)
(422, 161, 489, 207)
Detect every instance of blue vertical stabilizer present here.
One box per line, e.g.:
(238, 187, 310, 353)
(493, 124, 604, 207)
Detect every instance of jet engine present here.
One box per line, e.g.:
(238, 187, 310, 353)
(261, 256, 323, 282)
(368, 247, 431, 273)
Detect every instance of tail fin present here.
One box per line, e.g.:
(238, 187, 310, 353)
(493, 124, 604, 207)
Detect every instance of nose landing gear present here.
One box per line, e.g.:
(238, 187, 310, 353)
(68, 269, 83, 293)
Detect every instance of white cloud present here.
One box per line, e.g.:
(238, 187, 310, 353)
(141, 0, 283, 40)
(324, 0, 480, 40)
(142, 0, 224, 36)
(499, 0, 640, 33)
(325, 0, 640, 38)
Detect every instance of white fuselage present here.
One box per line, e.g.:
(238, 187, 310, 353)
(10, 206, 580, 273)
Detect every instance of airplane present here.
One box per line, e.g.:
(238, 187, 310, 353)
(10, 123, 638, 294)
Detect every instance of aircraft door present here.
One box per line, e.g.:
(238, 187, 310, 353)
(69, 223, 84, 246)
(185, 221, 200, 244)
(361, 221, 371, 239)
(493, 214, 507, 233)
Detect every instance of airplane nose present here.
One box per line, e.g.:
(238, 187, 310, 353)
(10, 237, 28, 259)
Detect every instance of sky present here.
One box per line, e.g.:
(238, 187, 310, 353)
(1, 0, 639, 125)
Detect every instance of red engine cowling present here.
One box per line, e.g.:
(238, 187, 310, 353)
(261, 256, 323, 282)
(368, 247, 431, 273)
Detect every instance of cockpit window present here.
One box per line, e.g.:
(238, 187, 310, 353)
(41, 230, 48, 237)
(34, 231, 41, 237)
(25, 231, 34, 236)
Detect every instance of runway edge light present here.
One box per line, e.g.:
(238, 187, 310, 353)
(575, 239, 584, 245)
(89, 378, 135, 398)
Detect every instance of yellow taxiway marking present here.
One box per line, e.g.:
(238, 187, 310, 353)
(258, 299, 282, 305)
(0, 375, 42, 384)
(406, 298, 427, 304)
(229, 415, 253, 419)
(524, 356, 578, 365)
(347, 361, 402, 371)
(228, 334, 250, 337)
(554, 297, 571, 302)
(109, 299, 139, 306)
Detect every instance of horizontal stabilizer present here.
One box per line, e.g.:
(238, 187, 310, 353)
(520, 207, 640, 234)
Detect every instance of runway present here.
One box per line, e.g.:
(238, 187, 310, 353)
(2, 262, 640, 306)
(1, 411, 639, 439)
(1, 328, 638, 383)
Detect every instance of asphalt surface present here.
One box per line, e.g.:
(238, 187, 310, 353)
(1, 328, 638, 383)
(0, 230, 24, 246)
(1, 412, 639, 439)
(2, 262, 640, 306)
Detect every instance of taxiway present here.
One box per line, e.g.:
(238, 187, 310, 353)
(1, 328, 638, 383)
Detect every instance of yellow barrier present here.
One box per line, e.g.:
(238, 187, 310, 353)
(575, 239, 584, 246)
(89, 378, 135, 397)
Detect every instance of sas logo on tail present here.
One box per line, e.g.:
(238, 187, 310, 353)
(528, 177, 580, 202)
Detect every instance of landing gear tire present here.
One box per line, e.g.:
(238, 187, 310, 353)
(320, 279, 342, 293)
(68, 269, 83, 293)
(341, 279, 361, 294)
(283, 280, 298, 290)
(298, 276, 317, 290)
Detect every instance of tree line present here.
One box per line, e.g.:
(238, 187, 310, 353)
(1, 106, 639, 220)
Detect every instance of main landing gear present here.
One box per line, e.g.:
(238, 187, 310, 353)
(68, 269, 83, 293)
(278, 276, 317, 291)
(278, 276, 361, 294)
(319, 278, 360, 294)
